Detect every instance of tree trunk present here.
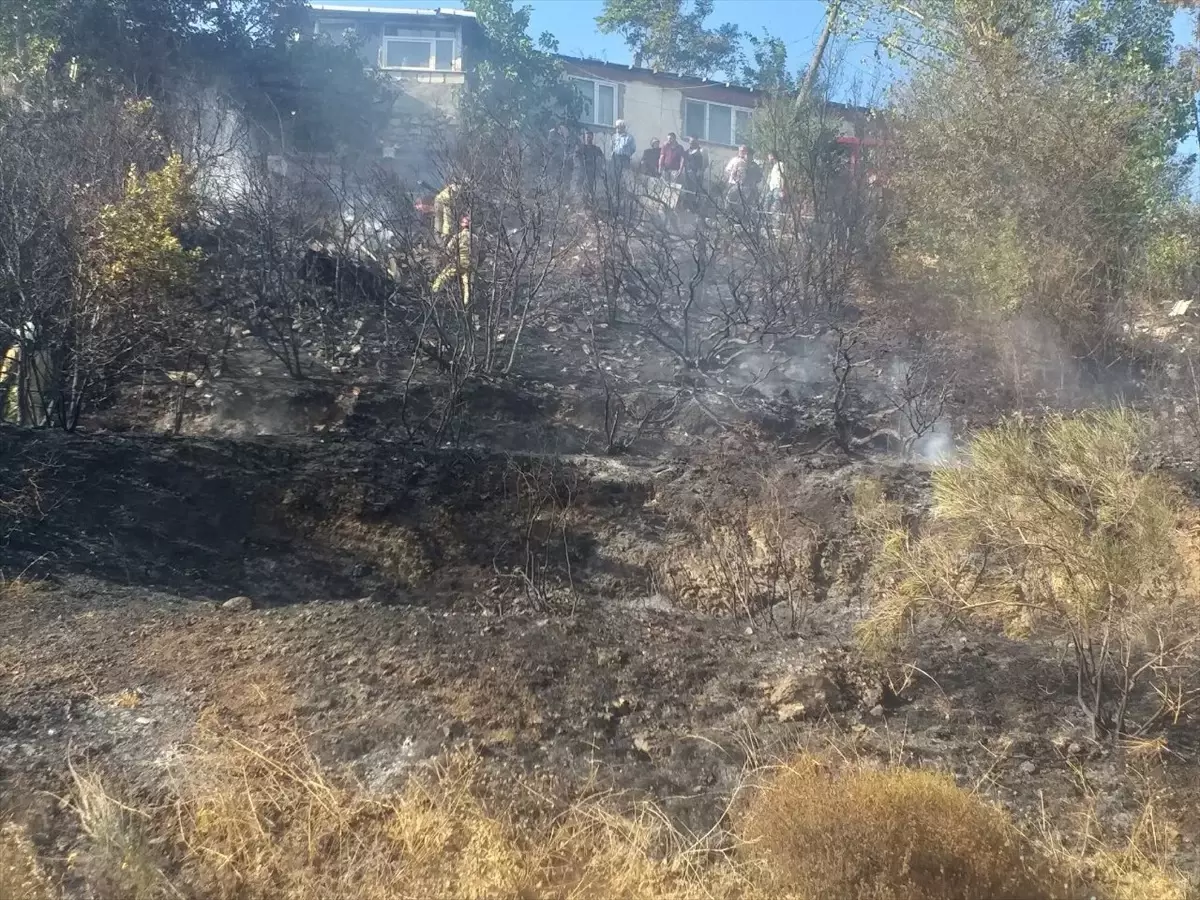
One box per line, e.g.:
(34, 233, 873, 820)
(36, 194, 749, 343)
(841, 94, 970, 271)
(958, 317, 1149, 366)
(798, 0, 841, 103)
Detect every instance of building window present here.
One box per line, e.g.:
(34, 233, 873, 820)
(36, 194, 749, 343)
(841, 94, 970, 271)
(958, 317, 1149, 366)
(381, 25, 459, 71)
(314, 19, 357, 42)
(683, 99, 754, 147)
(570, 77, 617, 128)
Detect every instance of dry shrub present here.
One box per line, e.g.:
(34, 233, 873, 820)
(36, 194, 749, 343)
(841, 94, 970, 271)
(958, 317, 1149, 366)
(658, 481, 818, 620)
(861, 410, 1200, 739)
(498, 457, 583, 612)
(740, 755, 1058, 900)
(0, 823, 53, 900)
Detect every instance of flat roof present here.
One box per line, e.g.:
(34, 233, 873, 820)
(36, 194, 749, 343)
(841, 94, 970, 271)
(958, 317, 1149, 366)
(308, 3, 477, 18)
(559, 54, 866, 114)
(557, 54, 760, 96)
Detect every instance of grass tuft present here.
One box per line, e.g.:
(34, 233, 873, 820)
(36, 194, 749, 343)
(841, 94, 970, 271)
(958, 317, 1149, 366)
(172, 724, 750, 900)
(68, 766, 165, 899)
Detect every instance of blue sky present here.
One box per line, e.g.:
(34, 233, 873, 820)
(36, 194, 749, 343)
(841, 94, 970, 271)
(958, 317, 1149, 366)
(527, 0, 863, 81)
(1171, 10, 1199, 196)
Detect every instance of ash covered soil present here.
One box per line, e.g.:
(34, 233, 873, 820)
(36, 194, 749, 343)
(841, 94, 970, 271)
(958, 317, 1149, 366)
(3, 373, 1200, 879)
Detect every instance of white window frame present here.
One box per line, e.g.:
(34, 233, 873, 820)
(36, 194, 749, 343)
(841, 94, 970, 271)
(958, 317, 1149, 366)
(570, 76, 618, 128)
(313, 19, 357, 41)
(684, 99, 754, 147)
(381, 26, 460, 72)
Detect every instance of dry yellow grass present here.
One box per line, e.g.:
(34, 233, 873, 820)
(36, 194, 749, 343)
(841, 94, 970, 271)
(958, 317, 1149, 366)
(67, 766, 165, 900)
(1033, 793, 1193, 900)
(0, 823, 53, 900)
(171, 724, 752, 900)
(42, 722, 1196, 900)
(0, 574, 44, 604)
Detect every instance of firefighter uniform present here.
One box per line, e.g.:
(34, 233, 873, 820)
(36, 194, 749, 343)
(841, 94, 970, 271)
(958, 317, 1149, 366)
(0, 323, 50, 424)
(431, 221, 473, 307)
(432, 183, 461, 237)
(0, 341, 19, 422)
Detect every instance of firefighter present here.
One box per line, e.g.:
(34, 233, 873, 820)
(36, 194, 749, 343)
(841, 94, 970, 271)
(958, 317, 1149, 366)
(0, 337, 19, 422)
(432, 178, 463, 238)
(0, 322, 50, 424)
(431, 213, 474, 307)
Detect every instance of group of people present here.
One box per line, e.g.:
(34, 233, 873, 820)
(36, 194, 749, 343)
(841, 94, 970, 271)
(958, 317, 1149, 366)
(548, 122, 788, 216)
(426, 128, 793, 306)
(547, 121, 709, 202)
(722, 145, 787, 214)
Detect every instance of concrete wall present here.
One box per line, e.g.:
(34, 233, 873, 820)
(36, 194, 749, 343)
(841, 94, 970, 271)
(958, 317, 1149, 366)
(312, 13, 469, 186)
(379, 78, 462, 186)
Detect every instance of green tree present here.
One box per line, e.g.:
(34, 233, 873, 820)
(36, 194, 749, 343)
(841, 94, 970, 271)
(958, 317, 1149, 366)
(0, 0, 58, 79)
(595, 0, 741, 78)
(0, 0, 387, 153)
(881, 0, 1193, 352)
(741, 30, 794, 92)
(462, 0, 579, 135)
(1063, 0, 1174, 69)
(0, 0, 307, 87)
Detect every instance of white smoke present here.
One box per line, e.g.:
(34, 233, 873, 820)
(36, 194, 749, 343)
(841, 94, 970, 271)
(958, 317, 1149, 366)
(914, 420, 955, 464)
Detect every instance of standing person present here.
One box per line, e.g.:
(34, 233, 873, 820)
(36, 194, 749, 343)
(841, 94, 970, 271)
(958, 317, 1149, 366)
(0, 323, 50, 425)
(641, 138, 661, 176)
(723, 145, 760, 206)
(575, 130, 604, 201)
(764, 150, 785, 214)
(681, 136, 705, 210)
(610, 119, 636, 178)
(549, 123, 574, 186)
(658, 132, 684, 183)
(432, 177, 462, 237)
(745, 147, 763, 195)
(0, 335, 20, 422)
(432, 214, 474, 308)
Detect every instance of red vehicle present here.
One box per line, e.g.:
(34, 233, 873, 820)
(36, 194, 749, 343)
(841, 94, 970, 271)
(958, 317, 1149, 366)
(834, 136, 885, 181)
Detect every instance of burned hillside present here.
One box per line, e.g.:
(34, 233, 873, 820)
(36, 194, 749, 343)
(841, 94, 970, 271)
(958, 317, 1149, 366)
(5, 1, 1200, 898)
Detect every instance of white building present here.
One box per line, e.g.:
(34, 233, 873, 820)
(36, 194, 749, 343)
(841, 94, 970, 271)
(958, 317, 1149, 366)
(309, 3, 481, 182)
(303, 4, 865, 180)
(559, 56, 860, 173)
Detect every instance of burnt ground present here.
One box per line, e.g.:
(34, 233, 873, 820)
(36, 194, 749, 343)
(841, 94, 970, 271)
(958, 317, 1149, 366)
(4, 415, 1200, 889)
(5, 303, 1200, 890)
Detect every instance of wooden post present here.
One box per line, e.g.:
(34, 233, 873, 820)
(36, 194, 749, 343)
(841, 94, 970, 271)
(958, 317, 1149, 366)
(798, 0, 842, 102)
